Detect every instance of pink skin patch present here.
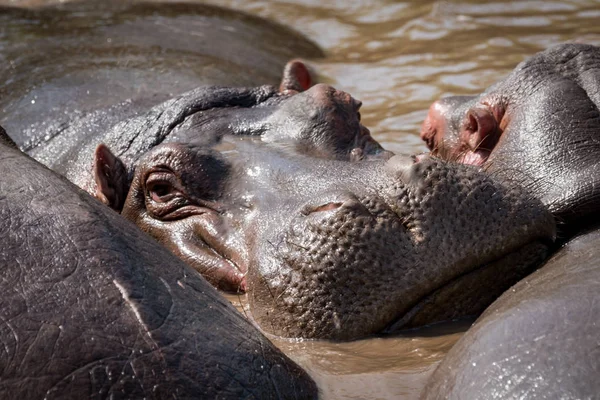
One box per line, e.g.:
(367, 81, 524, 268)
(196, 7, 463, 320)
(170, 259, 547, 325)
(421, 97, 506, 167)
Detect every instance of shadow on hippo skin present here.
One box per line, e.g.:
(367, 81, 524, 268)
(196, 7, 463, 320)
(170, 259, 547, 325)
(0, 125, 17, 149)
(421, 228, 600, 399)
(0, 142, 317, 399)
(421, 43, 600, 238)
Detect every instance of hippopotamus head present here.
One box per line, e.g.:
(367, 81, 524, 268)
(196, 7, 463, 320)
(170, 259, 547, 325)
(81, 61, 383, 210)
(421, 43, 600, 235)
(95, 132, 555, 339)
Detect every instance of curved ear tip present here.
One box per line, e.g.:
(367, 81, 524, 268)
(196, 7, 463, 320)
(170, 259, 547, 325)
(94, 143, 112, 161)
(285, 59, 307, 69)
(280, 59, 313, 92)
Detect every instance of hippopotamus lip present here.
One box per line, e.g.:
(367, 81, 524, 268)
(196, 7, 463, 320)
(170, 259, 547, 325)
(382, 237, 555, 333)
(458, 148, 491, 166)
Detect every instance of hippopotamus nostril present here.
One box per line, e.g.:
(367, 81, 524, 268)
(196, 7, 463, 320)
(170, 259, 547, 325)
(385, 154, 419, 183)
(354, 99, 363, 111)
(301, 202, 344, 216)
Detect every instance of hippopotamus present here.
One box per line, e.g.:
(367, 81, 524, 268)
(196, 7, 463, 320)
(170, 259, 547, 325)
(1, 1, 388, 292)
(421, 43, 600, 237)
(419, 43, 600, 398)
(0, 138, 317, 399)
(92, 132, 553, 340)
(1, 3, 558, 339)
(421, 229, 600, 399)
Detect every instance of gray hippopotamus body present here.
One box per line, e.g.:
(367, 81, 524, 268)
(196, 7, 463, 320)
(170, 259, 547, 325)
(0, 140, 317, 399)
(0, 0, 322, 148)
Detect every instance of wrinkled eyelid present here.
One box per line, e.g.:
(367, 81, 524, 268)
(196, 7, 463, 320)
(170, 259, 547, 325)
(145, 169, 176, 184)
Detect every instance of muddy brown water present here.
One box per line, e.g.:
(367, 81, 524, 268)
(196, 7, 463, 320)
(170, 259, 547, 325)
(3, 0, 600, 398)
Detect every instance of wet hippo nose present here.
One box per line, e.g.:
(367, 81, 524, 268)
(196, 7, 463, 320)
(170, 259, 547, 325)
(301, 201, 344, 216)
(421, 95, 475, 149)
(308, 83, 358, 108)
(300, 193, 369, 217)
(421, 100, 450, 148)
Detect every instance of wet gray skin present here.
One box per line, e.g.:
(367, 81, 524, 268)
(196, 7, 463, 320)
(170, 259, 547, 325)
(0, 141, 317, 399)
(421, 228, 600, 400)
(421, 43, 600, 237)
(99, 135, 556, 340)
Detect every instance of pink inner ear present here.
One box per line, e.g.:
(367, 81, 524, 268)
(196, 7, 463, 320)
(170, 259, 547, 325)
(457, 106, 503, 166)
(279, 60, 312, 93)
(462, 107, 498, 150)
(93, 144, 127, 211)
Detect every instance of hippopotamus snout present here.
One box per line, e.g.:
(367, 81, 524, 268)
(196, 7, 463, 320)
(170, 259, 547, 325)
(307, 83, 363, 113)
(248, 155, 556, 340)
(262, 82, 384, 160)
(420, 95, 506, 166)
(420, 44, 600, 234)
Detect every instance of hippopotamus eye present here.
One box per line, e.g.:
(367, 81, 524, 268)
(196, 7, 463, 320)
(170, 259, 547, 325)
(149, 183, 172, 202)
(146, 171, 181, 203)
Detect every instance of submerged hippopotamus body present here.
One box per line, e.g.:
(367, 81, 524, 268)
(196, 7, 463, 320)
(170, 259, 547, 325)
(0, 139, 317, 399)
(0, 0, 323, 147)
(421, 43, 600, 236)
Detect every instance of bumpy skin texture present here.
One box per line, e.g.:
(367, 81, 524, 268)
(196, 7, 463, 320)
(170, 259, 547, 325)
(421, 229, 600, 400)
(0, 143, 317, 399)
(247, 154, 555, 340)
(421, 43, 600, 236)
(119, 138, 555, 340)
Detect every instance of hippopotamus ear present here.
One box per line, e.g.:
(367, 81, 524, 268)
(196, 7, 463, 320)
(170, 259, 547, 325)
(459, 103, 506, 159)
(279, 59, 312, 93)
(93, 144, 128, 211)
(0, 125, 18, 149)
